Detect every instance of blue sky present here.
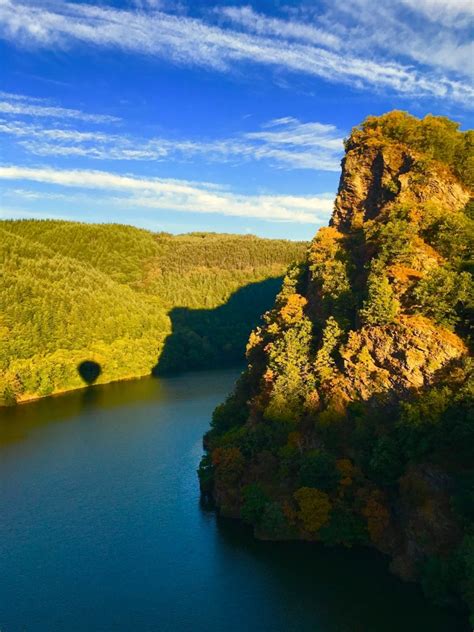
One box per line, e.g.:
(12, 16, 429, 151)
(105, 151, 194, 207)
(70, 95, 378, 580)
(0, 0, 472, 240)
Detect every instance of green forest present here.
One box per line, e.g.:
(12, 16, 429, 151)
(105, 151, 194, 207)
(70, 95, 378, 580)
(0, 220, 307, 404)
(200, 112, 474, 621)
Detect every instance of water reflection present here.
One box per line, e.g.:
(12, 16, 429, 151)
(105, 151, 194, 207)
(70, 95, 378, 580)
(213, 517, 469, 632)
(0, 374, 166, 446)
(0, 370, 469, 632)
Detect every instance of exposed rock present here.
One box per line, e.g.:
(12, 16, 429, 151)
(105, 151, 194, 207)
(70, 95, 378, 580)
(202, 112, 473, 618)
(338, 317, 466, 401)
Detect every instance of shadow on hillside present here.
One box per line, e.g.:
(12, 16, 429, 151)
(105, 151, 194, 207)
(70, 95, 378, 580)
(152, 277, 283, 375)
(77, 360, 102, 385)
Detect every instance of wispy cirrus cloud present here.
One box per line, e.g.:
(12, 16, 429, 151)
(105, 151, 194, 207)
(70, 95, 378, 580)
(223, 3, 473, 81)
(399, 0, 473, 28)
(0, 101, 345, 171)
(0, 165, 334, 224)
(311, 0, 474, 79)
(0, 206, 75, 221)
(217, 6, 341, 49)
(0, 1, 471, 104)
(0, 92, 119, 123)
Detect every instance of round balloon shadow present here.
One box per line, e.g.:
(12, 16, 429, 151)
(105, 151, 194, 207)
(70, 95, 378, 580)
(77, 360, 102, 385)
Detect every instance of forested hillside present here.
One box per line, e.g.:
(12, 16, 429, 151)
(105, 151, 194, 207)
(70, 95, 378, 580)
(200, 112, 474, 621)
(0, 221, 307, 404)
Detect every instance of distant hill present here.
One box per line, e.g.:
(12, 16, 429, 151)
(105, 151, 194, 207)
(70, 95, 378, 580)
(0, 220, 307, 404)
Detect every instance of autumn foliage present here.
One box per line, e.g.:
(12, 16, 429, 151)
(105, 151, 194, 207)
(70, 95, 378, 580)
(200, 111, 474, 621)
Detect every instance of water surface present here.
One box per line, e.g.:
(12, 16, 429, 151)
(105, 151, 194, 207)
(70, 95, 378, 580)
(0, 370, 468, 631)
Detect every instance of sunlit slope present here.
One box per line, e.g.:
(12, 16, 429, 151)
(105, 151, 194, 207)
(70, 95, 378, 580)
(0, 227, 170, 402)
(1, 221, 307, 403)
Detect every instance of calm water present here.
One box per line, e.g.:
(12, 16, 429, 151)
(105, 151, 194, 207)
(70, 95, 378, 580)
(0, 370, 469, 632)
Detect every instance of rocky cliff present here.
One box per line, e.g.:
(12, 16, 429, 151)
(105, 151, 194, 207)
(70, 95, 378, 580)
(200, 111, 473, 621)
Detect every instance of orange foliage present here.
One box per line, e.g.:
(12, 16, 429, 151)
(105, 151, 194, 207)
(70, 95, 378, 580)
(246, 328, 263, 355)
(387, 264, 423, 284)
(263, 368, 275, 383)
(309, 227, 344, 266)
(304, 390, 320, 412)
(279, 293, 307, 325)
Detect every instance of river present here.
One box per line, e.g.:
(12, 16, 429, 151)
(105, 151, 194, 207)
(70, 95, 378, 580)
(0, 369, 468, 631)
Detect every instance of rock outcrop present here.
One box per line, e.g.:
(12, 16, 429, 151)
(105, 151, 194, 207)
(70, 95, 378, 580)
(200, 111, 473, 621)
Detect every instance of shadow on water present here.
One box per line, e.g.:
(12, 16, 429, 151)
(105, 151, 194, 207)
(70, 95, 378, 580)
(152, 277, 283, 375)
(210, 514, 470, 632)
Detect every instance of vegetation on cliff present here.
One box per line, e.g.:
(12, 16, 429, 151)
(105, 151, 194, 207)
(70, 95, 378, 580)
(0, 221, 306, 404)
(200, 112, 474, 620)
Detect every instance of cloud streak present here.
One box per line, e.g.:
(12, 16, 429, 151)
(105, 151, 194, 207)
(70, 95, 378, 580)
(0, 1, 471, 104)
(0, 165, 335, 224)
(249, 1, 474, 80)
(0, 92, 119, 123)
(0, 111, 344, 171)
(314, 0, 474, 79)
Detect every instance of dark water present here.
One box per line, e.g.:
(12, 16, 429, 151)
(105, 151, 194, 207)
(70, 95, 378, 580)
(0, 370, 469, 632)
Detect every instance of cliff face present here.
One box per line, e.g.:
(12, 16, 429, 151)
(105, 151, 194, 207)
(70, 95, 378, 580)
(200, 112, 473, 620)
(331, 139, 468, 231)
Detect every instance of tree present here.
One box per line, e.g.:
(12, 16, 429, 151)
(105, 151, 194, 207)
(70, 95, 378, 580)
(294, 487, 331, 533)
(299, 450, 340, 491)
(279, 293, 307, 325)
(369, 436, 404, 485)
(260, 502, 287, 537)
(315, 317, 343, 382)
(360, 262, 399, 326)
(241, 483, 268, 525)
(319, 507, 367, 546)
(212, 447, 245, 485)
(413, 266, 472, 329)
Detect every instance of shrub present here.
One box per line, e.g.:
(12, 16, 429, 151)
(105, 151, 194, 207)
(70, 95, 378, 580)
(360, 263, 399, 326)
(369, 436, 404, 485)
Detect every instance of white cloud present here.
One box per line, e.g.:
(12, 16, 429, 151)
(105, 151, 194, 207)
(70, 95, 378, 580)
(0, 165, 334, 224)
(316, 0, 474, 79)
(0, 114, 344, 171)
(2, 187, 80, 201)
(0, 92, 119, 123)
(245, 117, 342, 151)
(400, 0, 473, 27)
(0, 91, 48, 102)
(0, 1, 471, 103)
(217, 6, 340, 49)
(0, 206, 74, 220)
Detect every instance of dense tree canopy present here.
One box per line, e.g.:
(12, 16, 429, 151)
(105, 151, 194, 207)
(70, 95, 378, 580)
(0, 220, 307, 404)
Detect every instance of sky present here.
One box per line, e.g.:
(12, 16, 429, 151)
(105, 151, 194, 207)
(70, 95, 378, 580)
(0, 0, 472, 240)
